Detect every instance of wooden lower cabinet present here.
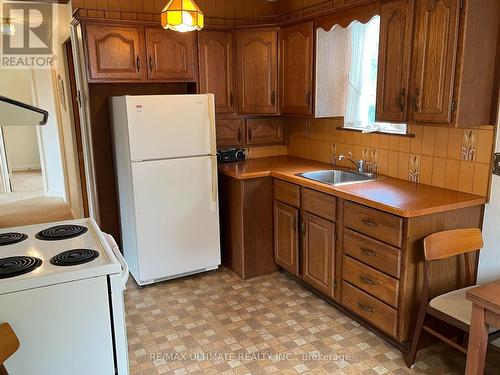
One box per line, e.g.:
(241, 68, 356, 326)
(219, 175, 277, 279)
(301, 212, 335, 297)
(274, 201, 299, 275)
(271, 178, 484, 347)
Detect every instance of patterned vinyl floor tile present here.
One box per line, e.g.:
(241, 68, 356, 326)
(125, 268, 500, 375)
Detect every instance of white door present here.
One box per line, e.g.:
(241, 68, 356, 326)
(131, 155, 220, 283)
(126, 94, 216, 162)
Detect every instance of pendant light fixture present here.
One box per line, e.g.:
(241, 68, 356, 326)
(161, 0, 204, 33)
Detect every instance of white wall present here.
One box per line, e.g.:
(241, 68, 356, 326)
(0, 69, 41, 171)
(477, 112, 500, 283)
(31, 69, 66, 198)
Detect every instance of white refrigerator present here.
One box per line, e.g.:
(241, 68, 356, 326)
(109, 94, 221, 286)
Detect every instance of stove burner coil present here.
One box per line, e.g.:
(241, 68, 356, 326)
(0, 233, 28, 246)
(0, 256, 42, 279)
(50, 249, 99, 266)
(36, 225, 88, 241)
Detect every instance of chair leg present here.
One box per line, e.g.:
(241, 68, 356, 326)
(405, 307, 427, 368)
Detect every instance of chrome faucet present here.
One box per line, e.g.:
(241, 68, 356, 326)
(339, 152, 366, 173)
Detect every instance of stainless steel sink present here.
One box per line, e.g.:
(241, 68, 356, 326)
(296, 170, 377, 186)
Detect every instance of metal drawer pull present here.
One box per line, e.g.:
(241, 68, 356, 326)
(361, 247, 377, 257)
(357, 302, 375, 313)
(359, 274, 377, 285)
(362, 218, 378, 227)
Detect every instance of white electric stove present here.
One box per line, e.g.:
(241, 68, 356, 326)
(0, 218, 130, 375)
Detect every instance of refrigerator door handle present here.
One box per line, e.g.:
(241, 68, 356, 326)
(207, 94, 217, 155)
(211, 156, 217, 211)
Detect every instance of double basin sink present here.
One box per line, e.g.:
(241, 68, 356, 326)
(296, 169, 378, 187)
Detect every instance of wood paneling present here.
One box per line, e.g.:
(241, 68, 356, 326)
(198, 30, 235, 114)
(145, 28, 198, 81)
(73, 0, 279, 23)
(376, 0, 414, 123)
(84, 24, 146, 81)
(87, 82, 193, 243)
(274, 200, 299, 275)
(410, 0, 460, 124)
(280, 21, 314, 115)
(236, 29, 279, 114)
(301, 212, 335, 297)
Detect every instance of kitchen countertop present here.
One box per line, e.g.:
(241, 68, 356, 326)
(218, 156, 487, 217)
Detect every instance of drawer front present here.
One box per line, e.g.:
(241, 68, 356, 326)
(344, 202, 403, 247)
(343, 256, 399, 307)
(342, 281, 397, 338)
(302, 188, 336, 222)
(343, 229, 401, 278)
(274, 179, 300, 208)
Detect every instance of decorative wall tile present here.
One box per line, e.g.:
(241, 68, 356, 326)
(409, 155, 420, 183)
(461, 130, 477, 161)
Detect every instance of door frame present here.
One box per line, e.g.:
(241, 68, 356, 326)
(0, 127, 12, 194)
(64, 39, 89, 217)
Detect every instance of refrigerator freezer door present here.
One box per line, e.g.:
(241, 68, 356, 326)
(125, 94, 216, 161)
(131, 156, 221, 283)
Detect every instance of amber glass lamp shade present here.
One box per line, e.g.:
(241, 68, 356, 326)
(161, 0, 204, 32)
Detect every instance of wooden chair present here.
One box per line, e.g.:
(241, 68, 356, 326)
(0, 323, 19, 375)
(405, 228, 500, 367)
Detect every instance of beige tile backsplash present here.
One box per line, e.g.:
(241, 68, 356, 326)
(286, 117, 495, 197)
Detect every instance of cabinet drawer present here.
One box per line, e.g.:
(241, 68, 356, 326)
(343, 256, 399, 307)
(302, 188, 336, 222)
(342, 281, 397, 338)
(344, 202, 403, 247)
(273, 179, 300, 208)
(343, 229, 401, 278)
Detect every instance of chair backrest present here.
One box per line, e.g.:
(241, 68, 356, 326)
(423, 228, 484, 262)
(0, 323, 19, 367)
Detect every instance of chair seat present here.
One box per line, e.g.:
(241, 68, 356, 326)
(430, 285, 497, 332)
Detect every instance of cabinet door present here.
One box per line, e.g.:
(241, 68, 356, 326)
(302, 212, 335, 297)
(199, 30, 235, 114)
(216, 118, 245, 148)
(281, 22, 314, 115)
(145, 28, 197, 81)
(274, 201, 299, 275)
(246, 118, 284, 145)
(237, 29, 279, 114)
(85, 24, 146, 81)
(410, 0, 460, 123)
(376, 0, 414, 123)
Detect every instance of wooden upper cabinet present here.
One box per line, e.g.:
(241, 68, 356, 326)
(145, 28, 197, 81)
(236, 29, 279, 114)
(280, 22, 314, 115)
(301, 212, 335, 297)
(199, 30, 235, 114)
(246, 118, 284, 145)
(274, 201, 299, 275)
(376, 0, 414, 123)
(216, 118, 245, 148)
(85, 24, 146, 81)
(410, 0, 460, 124)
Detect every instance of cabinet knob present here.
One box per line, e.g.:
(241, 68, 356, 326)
(136, 56, 140, 72)
(237, 127, 242, 143)
(229, 91, 234, 107)
(271, 91, 276, 107)
(305, 90, 311, 106)
(357, 302, 375, 313)
(149, 56, 153, 71)
(414, 88, 421, 112)
(292, 217, 297, 231)
(248, 128, 253, 142)
(301, 221, 306, 234)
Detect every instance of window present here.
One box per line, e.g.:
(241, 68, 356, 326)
(315, 16, 407, 135)
(344, 16, 406, 134)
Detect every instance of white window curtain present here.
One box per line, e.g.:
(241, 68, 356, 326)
(345, 21, 368, 128)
